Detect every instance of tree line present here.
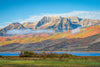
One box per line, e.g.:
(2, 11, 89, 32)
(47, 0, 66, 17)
(19, 51, 76, 58)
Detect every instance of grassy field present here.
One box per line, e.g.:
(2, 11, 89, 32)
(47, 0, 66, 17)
(0, 56, 100, 67)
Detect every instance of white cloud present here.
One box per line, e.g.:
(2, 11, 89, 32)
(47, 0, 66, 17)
(6, 29, 55, 35)
(0, 26, 4, 29)
(19, 11, 100, 23)
(0, 22, 12, 29)
(20, 16, 43, 23)
(71, 27, 81, 34)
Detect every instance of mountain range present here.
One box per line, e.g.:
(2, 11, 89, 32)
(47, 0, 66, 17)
(0, 16, 100, 52)
(0, 16, 100, 36)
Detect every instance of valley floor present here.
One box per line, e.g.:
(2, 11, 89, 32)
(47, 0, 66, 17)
(0, 56, 100, 67)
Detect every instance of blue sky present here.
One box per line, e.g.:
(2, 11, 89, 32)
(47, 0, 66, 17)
(0, 0, 100, 28)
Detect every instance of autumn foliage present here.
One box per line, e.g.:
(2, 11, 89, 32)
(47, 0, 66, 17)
(0, 25, 100, 46)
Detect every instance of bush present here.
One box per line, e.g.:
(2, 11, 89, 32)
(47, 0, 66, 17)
(0, 55, 2, 57)
(19, 51, 34, 57)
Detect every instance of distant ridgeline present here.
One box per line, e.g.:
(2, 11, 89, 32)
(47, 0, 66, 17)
(0, 16, 100, 36)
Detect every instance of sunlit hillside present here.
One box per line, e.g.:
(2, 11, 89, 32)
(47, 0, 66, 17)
(0, 25, 100, 46)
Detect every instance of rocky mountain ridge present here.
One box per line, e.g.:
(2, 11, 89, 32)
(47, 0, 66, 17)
(0, 16, 100, 36)
(0, 23, 26, 36)
(23, 16, 100, 31)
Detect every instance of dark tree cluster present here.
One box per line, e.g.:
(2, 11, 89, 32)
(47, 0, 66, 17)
(19, 51, 76, 58)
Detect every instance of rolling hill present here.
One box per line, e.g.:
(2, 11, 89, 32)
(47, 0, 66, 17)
(0, 25, 100, 51)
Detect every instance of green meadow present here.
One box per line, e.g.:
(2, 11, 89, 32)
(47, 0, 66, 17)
(0, 57, 100, 67)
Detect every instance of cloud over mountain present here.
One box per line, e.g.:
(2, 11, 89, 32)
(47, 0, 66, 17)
(20, 11, 100, 23)
(71, 27, 81, 34)
(6, 29, 55, 35)
(1, 11, 100, 28)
